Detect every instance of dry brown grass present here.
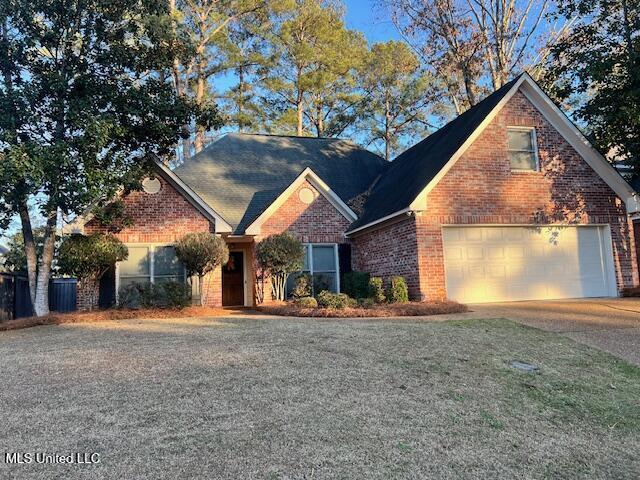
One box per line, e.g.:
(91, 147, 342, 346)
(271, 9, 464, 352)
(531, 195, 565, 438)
(0, 306, 248, 332)
(1, 317, 638, 479)
(258, 300, 468, 318)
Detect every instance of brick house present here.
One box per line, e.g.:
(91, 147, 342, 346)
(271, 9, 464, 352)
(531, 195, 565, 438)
(76, 73, 640, 308)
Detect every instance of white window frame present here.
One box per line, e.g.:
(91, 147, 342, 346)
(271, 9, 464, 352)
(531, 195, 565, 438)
(290, 243, 340, 295)
(507, 126, 540, 172)
(115, 243, 187, 301)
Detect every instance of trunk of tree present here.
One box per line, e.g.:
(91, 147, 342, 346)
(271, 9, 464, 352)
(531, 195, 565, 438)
(168, 0, 191, 162)
(384, 96, 391, 161)
(194, 54, 207, 153)
(32, 210, 57, 317)
(296, 67, 304, 136)
(237, 65, 245, 132)
(462, 65, 477, 107)
(198, 274, 205, 307)
(19, 202, 38, 308)
(315, 97, 324, 137)
(296, 96, 304, 136)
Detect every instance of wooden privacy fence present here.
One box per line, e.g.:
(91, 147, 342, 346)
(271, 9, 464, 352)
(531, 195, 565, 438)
(0, 273, 77, 321)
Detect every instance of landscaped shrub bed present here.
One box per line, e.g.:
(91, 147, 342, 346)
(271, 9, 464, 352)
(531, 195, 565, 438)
(258, 300, 469, 318)
(0, 306, 242, 332)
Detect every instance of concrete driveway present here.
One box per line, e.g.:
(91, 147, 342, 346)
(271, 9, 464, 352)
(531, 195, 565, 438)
(470, 298, 640, 366)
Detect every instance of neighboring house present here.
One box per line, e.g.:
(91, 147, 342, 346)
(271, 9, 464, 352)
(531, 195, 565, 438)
(77, 73, 640, 308)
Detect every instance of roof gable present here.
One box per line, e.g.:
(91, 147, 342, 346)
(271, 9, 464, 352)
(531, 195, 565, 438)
(245, 167, 357, 235)
(347, 73, 639, 235)
(173, 133, 386, 234)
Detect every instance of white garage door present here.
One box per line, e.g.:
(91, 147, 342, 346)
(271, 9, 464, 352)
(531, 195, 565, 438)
(443, 226, 617, 303)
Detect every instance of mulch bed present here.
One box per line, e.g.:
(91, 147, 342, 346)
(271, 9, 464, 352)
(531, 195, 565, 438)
(258, 301, 469, 318)
(0, 306, 247, 332)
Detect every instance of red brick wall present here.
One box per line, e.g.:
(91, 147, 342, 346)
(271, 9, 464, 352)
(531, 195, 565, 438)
(413, 90, 638, 299)
(259, 180, 351, 243)
(83, 176, 222, 309)
(351, 217, 422, 299)
(256, 180, 352, 302)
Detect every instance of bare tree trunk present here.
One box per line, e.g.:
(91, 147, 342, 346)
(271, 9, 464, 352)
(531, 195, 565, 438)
(296, 96, 304, 136)
(198, 274, 205, 307)
(19, 202, 38, 309)
(194, 50, 207, 153)
(384, 96, 391, 161)
(32, 210, 57, 317)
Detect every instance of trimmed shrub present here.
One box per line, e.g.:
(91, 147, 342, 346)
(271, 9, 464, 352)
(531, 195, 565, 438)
(317, 291, 357, 309)
(162, 281, 191, 308)
(118, 281, 190, 309)
(175, 232, 229, 306)
(140, 283, 165, 308)
(368, 277, 386, 303)
(291, 273, 312, 298)
(358, 297, 375, 308)
(255, 233, 305, 301)
(118, 283, 143, 309)
(312, 273, 333, 295)
(388, 276, 409, 303)
(342, 271, 370, 298)
(294, 296, 318, 308)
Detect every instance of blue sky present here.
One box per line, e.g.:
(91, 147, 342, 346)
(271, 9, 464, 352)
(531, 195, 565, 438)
(343, 0, 401, 43)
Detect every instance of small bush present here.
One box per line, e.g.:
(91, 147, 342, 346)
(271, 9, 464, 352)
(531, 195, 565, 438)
(317, 291, 357, 309)
(162, 281, 191, 308)
(291, 273, 312, 298)
(369, 277, 386, 303)
(294, 296, 318, 308)
(388, 276, 409, 303)
(313, 273, 333, 295)
(342, 271, 371, 298)
(358, 297, 375, 308)
(118, 281, 190, 309)
(118, 283, 143, 309)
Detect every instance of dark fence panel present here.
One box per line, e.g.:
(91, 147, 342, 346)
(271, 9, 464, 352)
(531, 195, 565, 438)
(15, 277, 33, 318)
(49, 278, 77, 313)
(0, 274, 14, 321)
(0, 273, 77, 320)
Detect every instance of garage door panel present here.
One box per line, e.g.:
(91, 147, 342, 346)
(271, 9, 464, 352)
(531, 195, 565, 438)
(443, 226, 614, 303)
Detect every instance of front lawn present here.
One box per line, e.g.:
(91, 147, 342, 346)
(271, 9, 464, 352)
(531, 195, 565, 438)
(1, 317, 638, 479)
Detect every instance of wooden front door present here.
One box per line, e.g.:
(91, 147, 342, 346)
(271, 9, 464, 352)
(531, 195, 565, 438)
(222, 251, 244, 306)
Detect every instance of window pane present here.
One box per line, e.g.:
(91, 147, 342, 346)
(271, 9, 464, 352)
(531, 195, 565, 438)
(312, 246, 335, 271)
(509, 151, 537, 170)
(303, 245, 310, 271)
(508, 129, 533, 151)
(154, 246, 183, 276)
(120, 247, 149, 276)
(313, 273, 336, 294)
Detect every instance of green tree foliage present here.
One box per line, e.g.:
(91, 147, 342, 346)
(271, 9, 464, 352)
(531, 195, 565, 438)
(175, 232, 229, 306)
(549, 0, 640, 175)
(168, 0, 268, 158)
(262, 0, 367, 136)
(1, 228, 49, 274)
(255, 232, 304, 301)
(360, 41, 437, 160)
(57, 234, 128, 282)
(0, 0, 199, 316)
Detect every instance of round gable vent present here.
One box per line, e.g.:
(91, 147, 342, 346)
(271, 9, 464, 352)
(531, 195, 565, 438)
(142, 177, 161, 195)
(298, 187, 315, 204)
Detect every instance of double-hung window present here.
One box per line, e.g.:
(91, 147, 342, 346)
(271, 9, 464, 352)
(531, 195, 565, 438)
(507, 127, 539, 171)
(286, 243, 339, 296)
(118, 245, 185, 289)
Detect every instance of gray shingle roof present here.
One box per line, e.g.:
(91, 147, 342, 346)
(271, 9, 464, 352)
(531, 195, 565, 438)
(173, 133, 386, 234)
(349, 75, 523, 231)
